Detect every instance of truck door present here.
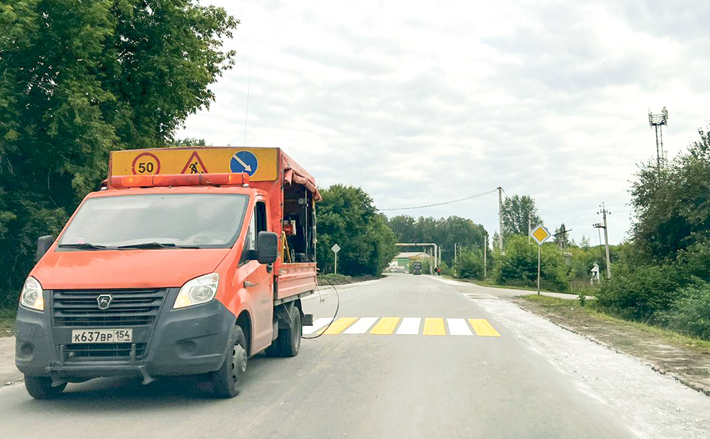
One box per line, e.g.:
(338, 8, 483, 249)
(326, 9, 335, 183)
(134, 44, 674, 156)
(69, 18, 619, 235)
(244, 199, 274, 352)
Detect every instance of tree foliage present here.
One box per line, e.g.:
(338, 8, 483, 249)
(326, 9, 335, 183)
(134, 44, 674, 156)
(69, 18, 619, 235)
(493, 235, 568, 292)
(0, 0, 237, 306)
(597, 124, 710, 337)
(316, 185, 398, 276)
(501, 194, 543, 237)
(388, 215, 488, 267)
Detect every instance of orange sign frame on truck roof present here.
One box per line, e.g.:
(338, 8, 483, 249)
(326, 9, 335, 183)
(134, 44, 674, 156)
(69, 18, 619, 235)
(110, 147, 279, 181)
(110, 147, 321, 200)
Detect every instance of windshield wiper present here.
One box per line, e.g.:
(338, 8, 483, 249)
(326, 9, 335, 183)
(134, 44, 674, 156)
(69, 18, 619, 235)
(117, 242, 177, 249)
(58, 243, 109, 250)
(116, 242, 200, 249)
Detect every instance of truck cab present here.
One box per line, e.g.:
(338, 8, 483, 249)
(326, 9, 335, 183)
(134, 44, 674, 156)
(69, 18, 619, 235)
(15, 147, 319, 399)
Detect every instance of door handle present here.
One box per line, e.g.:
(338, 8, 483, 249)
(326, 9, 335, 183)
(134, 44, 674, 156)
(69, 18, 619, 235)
(244, 281, 259, 288)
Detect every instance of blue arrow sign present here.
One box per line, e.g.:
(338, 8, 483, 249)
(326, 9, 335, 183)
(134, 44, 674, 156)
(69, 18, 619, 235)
(230, 151, 258, 176)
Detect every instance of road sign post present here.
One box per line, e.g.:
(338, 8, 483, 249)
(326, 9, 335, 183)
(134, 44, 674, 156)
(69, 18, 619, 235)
(530, 224, 551, 295)
(331, 244, 341, 275)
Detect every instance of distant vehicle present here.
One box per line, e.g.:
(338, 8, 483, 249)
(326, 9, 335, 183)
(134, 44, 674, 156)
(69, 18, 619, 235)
(15, 147, 319, 399)
(412, 262, 423, 275)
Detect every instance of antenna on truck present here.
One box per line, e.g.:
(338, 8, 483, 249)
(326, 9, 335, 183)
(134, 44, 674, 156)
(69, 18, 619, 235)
(243, 62, 251, 146)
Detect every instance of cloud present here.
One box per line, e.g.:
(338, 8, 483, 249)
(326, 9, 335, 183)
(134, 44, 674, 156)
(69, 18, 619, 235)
(178, 0, 710, 245)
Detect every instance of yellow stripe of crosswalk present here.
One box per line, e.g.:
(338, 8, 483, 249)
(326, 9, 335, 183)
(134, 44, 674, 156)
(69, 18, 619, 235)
(423, 318, 446, 335)
(323, 318, 358, 335)
(468, 319, 500, 337)
(369, 317, 400, 335)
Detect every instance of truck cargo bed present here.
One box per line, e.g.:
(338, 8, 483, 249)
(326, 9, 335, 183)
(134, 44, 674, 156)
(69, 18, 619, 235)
(277, 263, 317, 301)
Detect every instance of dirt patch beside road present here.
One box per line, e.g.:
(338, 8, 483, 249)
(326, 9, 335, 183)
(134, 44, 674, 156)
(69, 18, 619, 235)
(514, 295, 710, 396)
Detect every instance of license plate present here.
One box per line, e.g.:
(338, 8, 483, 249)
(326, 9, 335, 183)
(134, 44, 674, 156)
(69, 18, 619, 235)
(71, 329, 133, 344)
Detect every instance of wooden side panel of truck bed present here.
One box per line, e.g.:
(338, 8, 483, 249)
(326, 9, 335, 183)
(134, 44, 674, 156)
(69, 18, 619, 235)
(277, 263, 317, 301)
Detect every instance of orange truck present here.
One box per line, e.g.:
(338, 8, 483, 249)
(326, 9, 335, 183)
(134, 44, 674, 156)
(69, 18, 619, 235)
(15, 147, 319, 399)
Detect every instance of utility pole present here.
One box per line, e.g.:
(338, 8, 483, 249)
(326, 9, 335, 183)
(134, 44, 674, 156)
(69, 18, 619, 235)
(593, 204, 612, 279)
(454, 243, 458, 264)
(499, 187, 505, 252)
(483, 233, 487, 279)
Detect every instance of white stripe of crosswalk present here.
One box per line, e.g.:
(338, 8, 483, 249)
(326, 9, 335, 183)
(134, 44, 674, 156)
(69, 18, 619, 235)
(396, 317, 421, 335)
(447, 318, 473, 336)
(302, 317, 333, 335)
(343, 317, 378, 334)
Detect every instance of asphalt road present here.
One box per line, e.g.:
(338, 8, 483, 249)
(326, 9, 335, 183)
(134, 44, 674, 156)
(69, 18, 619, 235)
(1, 274, 708, 438)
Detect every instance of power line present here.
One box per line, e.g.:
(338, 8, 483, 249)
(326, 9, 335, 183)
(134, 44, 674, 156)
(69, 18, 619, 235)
(379, 189, 497, 211)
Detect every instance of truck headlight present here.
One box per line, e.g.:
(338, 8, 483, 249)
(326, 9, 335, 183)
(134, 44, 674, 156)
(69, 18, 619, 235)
(174, 273, 219, 309)
(20, 277, 44, 311)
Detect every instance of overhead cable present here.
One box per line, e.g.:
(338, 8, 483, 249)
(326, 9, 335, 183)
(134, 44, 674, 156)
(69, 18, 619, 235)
(379, 189, 497, 211)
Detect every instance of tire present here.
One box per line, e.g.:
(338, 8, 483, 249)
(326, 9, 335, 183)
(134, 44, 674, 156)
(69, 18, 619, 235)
(264, 340, 282, 357)
(278, 309, 301, 357)
(24, 376, 66, 400)
(212, 326, 248, 398)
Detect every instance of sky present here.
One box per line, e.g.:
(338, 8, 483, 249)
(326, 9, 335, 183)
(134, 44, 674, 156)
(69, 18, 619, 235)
(177, 0, 710, 246)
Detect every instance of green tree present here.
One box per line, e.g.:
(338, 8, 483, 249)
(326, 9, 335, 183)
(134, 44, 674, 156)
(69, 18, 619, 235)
(171, 138, 207, 147)
(316, 185, 397, 276)
(0, 0, 237, 306)
(596, 124, 710, 326)
(501, 195, 543, 236)
(455, 247, 485, 280)
(387, 215, 488, 267)
(494, 235, 567, 292)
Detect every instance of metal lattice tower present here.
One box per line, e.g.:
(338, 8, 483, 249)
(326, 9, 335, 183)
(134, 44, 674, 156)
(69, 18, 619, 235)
(648, 107, 668, 170)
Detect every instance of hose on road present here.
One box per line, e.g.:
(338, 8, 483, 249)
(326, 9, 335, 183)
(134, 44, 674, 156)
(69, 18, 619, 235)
(301, 274, 340, 339)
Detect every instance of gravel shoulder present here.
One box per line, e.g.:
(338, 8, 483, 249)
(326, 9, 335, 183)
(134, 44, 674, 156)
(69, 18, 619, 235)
(514, 295, 710, 396)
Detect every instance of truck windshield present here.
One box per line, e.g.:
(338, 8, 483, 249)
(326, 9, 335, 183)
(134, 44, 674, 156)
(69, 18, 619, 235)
(58, 194, 249, 249)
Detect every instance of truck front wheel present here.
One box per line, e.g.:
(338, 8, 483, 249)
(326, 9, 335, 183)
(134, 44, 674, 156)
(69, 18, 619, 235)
(279, 309, 301, 357)
(24, 376, 66, 399)
(212, 326, 248, 398)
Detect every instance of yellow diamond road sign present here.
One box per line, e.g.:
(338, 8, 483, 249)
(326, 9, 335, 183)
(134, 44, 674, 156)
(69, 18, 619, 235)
(531, 224, 551, 245)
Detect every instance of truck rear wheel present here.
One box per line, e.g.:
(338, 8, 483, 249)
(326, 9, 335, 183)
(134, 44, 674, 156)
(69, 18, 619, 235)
(264, 340, 282, 357)
(212, 326, 248, 398)
(279, 309, 301, 357)
(25, 376, 66, 399)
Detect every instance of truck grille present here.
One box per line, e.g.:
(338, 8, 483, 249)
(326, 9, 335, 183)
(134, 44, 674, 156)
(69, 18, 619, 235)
(65, 343, 147, 360)
(52, 289, 166, 327)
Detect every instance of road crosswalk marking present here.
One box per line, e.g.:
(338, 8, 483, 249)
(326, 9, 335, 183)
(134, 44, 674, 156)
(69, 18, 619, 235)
(303, 317, 501, 337)
(469, 319, 501, 337)
(446, 318, 473, 336)
(423, 318, 446, 336)
(323, 317, 358, 335)
(302, 317, 333, 335)
(370, 317, 401, 335)
(343, 317, 378, 334)
(396, 317, 421, 335)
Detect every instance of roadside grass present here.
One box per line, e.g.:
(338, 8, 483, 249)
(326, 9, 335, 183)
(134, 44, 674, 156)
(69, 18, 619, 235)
(445, 277, 576, 295)
(0, 308, 16, 337)
(519, 294, 710, 354)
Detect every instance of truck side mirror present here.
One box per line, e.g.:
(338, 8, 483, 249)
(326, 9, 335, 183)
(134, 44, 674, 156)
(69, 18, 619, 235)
(256, 231, 278, 264)
(36, 235, 54, 262)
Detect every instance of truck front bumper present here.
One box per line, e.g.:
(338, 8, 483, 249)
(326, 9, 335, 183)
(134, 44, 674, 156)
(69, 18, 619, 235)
(15, 288, 236, 383)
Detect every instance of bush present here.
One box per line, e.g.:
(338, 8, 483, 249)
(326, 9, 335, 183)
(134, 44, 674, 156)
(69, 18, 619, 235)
(493, 236, 568, 292)
(659, 281, 710, 340)
(595, 262, 685, 322)
(455, 249, 484, 279)
(439, 261, 454, 277)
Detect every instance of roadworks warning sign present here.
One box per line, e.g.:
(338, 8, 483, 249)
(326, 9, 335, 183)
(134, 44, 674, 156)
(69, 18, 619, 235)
(110, 147, 278, 181)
